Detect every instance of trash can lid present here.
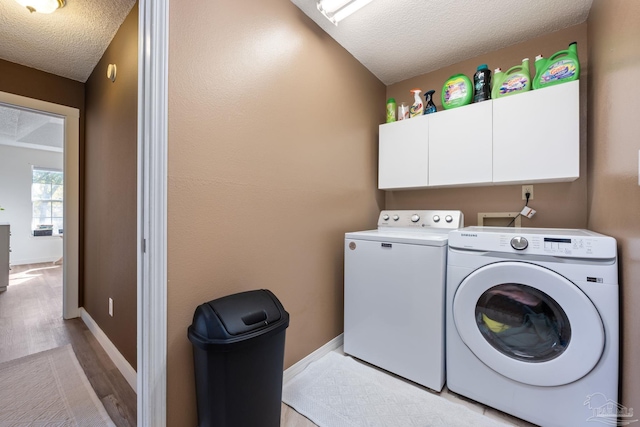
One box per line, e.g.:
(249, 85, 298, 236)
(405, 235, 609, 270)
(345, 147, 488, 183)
(207, 289, 283, 336)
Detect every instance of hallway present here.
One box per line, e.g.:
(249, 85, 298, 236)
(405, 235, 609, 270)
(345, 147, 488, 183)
(0, 263, 136, 426)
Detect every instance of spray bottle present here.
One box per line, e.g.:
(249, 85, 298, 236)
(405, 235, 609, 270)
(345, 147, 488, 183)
(424, 90, 437, 114)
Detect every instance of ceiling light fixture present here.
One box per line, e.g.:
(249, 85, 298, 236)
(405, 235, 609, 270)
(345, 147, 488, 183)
(14, 0, 65, 14)
(316, 0, 373, 25)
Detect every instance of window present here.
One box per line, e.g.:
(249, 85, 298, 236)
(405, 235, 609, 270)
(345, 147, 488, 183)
(32, 168, 63, 236)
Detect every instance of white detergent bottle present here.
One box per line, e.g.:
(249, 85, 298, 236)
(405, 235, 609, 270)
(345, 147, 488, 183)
(409, 89, 423, 117)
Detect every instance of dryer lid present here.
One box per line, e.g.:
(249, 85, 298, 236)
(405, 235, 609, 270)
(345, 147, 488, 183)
(345, 229, 450, 246)
(452, 261, 605, 386)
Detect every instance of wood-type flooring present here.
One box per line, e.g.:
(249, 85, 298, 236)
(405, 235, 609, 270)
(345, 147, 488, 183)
(0, 263, 136, 426)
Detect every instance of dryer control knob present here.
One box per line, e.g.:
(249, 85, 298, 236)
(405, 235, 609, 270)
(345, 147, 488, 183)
(433, 215, 440, 222)
(511, 237, 529, 250)
(382, 214, 389, 221)
(411, 214, 420, 223)
(445, 215, 453, 223)
(392, 215, 400, 221)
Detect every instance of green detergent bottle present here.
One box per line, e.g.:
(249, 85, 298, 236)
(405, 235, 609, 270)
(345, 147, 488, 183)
(533, 42, 580, 90)
(441, 74, 473, 109)
(493, 58, 531, 98)
(491, 67, 503, 100)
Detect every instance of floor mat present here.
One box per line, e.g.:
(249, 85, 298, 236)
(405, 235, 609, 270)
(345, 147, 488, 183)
(0, 345, 115, 426)
(283, 351, 510, 427)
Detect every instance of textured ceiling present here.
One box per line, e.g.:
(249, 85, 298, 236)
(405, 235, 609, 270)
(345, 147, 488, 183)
(0, 0, 136, 82)
(0, 104, 63, 150)
(291, 0, 593, 85)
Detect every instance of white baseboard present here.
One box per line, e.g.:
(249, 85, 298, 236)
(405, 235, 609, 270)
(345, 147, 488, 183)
(11, 256, 61, 266)
(80, 308, 137, 393)
(283, 334, 343, 385)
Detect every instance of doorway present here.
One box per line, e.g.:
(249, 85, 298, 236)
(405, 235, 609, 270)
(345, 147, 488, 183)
(0, 91, 80, 319)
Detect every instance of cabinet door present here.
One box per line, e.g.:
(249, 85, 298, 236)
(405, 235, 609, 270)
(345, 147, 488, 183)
(493, 80, 579, 184)
(0, 225, 9, 290)
(378, 115, 429, 189)
(428, 102, 493, 187)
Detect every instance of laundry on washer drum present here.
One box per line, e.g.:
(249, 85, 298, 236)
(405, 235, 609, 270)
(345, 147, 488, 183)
(481, 313, 511, 333)
(476, 284, 570, 362)
(485, 284, 542, 306)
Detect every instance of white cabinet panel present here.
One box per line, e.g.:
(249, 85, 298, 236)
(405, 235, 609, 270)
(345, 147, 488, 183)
(493, 80, 579, 184)
(429, 101, 493, 187)
(378, 80, 579, 189)
(378, 115, 429, 189)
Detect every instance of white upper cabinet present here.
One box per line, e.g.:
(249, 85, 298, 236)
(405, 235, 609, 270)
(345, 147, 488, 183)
(493, 80, 579, 184)
(378, 115, 429, 190)
(428, 101, 493, 187)
(378, 80, 579, 190)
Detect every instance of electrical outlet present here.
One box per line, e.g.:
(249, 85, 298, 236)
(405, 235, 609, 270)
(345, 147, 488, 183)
(522, 185, 534, 201)
(109, 298, 113, 317)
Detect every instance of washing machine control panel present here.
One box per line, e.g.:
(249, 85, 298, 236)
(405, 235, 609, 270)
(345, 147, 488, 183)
(378, 210, 464, 229)
(501, 236, 596, 256)
(449, 227, 618, 259)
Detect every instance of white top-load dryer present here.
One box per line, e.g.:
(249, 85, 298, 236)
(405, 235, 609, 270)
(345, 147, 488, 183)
(446, 227, 619, 427)
(344, 210, 463, 391)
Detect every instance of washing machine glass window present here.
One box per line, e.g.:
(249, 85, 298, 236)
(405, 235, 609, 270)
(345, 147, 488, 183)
(475, 283, 571, 362)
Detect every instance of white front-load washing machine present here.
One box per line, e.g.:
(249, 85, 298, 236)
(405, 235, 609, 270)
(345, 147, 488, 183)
(446, 227, 619, 427)
(344, 210, 463, 391)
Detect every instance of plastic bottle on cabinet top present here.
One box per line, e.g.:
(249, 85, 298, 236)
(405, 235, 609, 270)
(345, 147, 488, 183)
(491, 68, 503, 100)
(532, 42, 580, 90)
(442, 74, 473, 109)
(473, 64, 492, 103)
(386, 98, 397, 123)
(409, 89, 424, 117)
(424, 90, 437, 114)
(493, 58, 531, 99)
(398, 103, 409, 120)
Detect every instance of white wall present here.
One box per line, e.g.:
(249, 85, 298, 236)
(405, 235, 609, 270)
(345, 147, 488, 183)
(0, 144, 63, 265)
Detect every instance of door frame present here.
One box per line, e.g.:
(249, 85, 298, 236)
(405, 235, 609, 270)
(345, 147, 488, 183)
(1, 1, 170, 422)
(0, 91, 80, 320)
(137, 0, 168, 425)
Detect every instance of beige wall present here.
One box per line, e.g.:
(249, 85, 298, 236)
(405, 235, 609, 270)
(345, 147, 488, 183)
(587, 0, 640, 411)
(84, 4, 138, 368)
(386, 24, 589, 229)
(166, 0, 385, 424)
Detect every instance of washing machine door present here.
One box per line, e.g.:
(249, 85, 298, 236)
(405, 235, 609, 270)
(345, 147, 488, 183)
(453, 261, 604, 387)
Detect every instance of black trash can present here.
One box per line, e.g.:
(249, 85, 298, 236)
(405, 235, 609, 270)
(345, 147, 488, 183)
(188, 289, 289, 427)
